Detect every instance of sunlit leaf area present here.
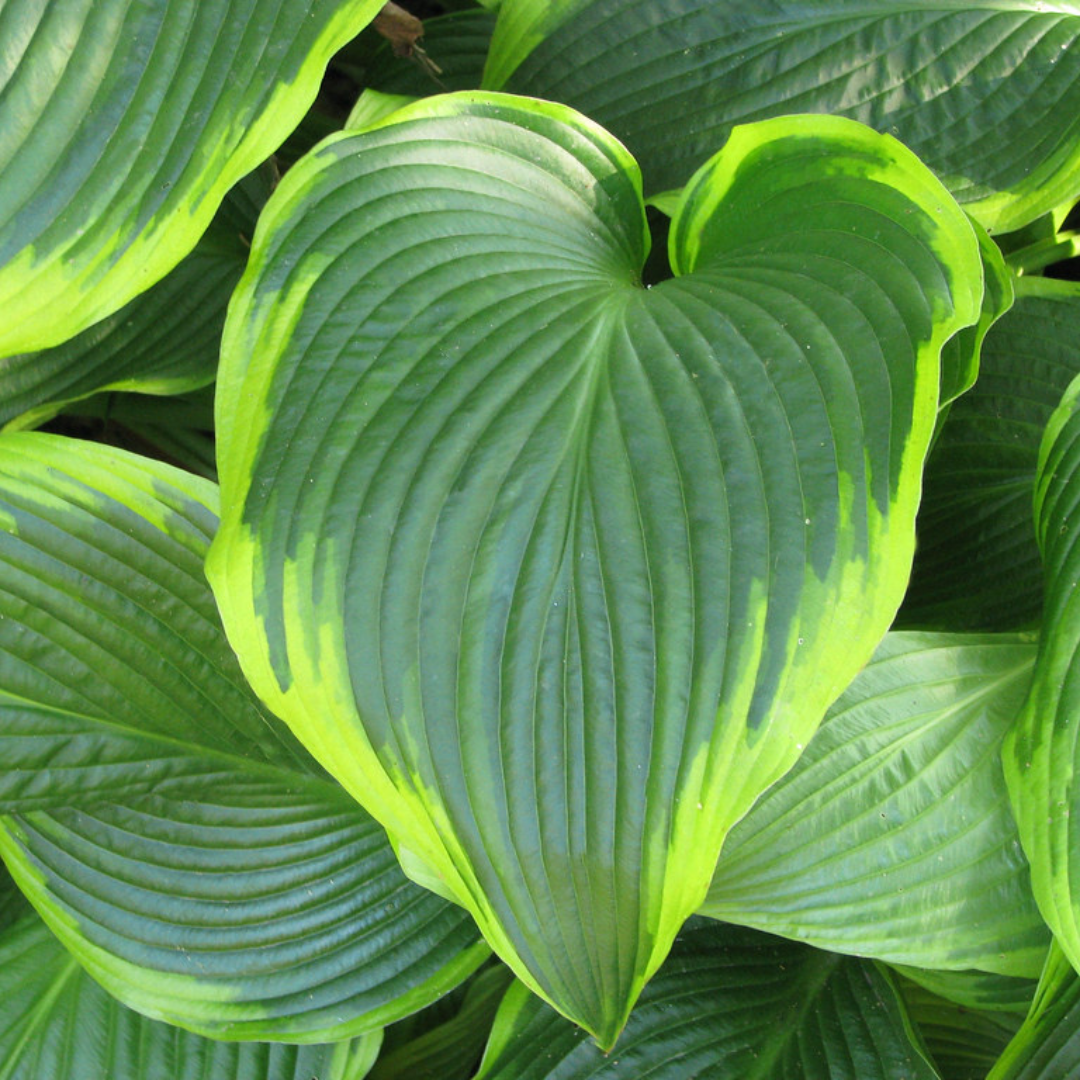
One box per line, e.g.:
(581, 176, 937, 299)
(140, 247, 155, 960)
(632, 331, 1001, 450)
(3, 2, 1080, 1076)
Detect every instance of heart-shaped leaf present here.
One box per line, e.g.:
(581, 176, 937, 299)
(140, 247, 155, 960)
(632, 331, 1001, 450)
(473, 920, 942, 1080)
(0, 911, 382, 1080)
(210, 92, 983, 1044)
(0, 0, 383, 358)
(490, 0, 1080, 233)
(703, 632, 1049, 977)
(1004, 370, 1080, 975)
(0, 433, 485, 1041)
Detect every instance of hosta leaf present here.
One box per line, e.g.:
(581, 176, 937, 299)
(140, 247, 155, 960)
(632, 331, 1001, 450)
(892, 966, 1037, 1014)
(0, 165, 273, 433)
(702, 632, 1049, 977)
(0, 0, 383, 358)
(899, 979, 1022, 1080)
(210, 91, 982, 1044)
(0, 912, 382, 1080)
(938, 220, 1013, 414)
(0, 861, 28, 933)
(492, 0, 1080, 232)
(347, 91, 421, 132)
(903, 279, 1080, 630)
(1004, 369, 1080, 978)
(0, 433, 484, 1041)
(360, 8, 497, 96)
(59, 385, 219, 481)
(474, 920, 941, 1078)
(368, 964, 513, 1080)
(986, 944, 1080, 1079)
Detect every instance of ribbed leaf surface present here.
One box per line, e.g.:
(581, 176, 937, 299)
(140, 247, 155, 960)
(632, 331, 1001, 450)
(208, 92, 980, 1045)
(361, 8, 496, 95)
(0, 0, 382, 358)
(494, 0, 1080, 231)
(474, 920, 941, 1078)
(987, 945, 1080, 1080)
(0, 166, 272, 433)
(368, 965, 513, 1080)
(0, 433, 484, 1041)
(938, 221, 1014, 414)
(892, 966, 1037, 1014)
(1004, 370, 1080, 980)
(0, 862, 27, 933)
(0, 914, 381, 1080)
(903, 280, 1080, 630)
(210, 92, 982, 1045)
(703, 633, 1048, 976)
(63, 386, 218, 481)
(899, 980, 1023, 1080)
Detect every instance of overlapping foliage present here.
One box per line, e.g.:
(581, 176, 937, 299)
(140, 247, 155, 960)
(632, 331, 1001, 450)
(3, 1, 1080, 1076)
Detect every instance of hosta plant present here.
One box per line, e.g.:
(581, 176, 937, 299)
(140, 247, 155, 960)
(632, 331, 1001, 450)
(3, 1, 1080, 1077)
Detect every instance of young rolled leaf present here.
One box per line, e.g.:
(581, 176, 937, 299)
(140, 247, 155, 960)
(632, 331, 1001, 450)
(702, 632, 1049, 977)
(0, 912, 382, 1080)
(985, 944, 1080, 1080)
(0, 433, 485, 1041)
(210, 92, 982, 1045)
(903, 280, 1080, 631)
(0, 0, 383, 358)
(473, 920, 942, 1080)
(1004, 370, 1080, 977)
(491, 0, 1080, 232)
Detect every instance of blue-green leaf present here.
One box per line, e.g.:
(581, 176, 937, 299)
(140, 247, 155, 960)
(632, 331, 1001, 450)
(703, 632, 1048, 977)
(492, 0, 1080, 232)
(0, 433, 485, 1042)
(0, 912, 382, 1080)
(0, 0, 382, 357)
(210, 92, 982, 1044)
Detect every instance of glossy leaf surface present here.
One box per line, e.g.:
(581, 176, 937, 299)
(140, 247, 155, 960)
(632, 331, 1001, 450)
(0, 913, 381, 1080)
(0, 0, 382, 357)
(892, 966, 1037, 1015)
(474, 920, 941, 1078)
(1004, 369, 1080, 980)
(210, 92, 982, 1044)
(493, 0, 1080, 231)
(0, 434, 484, 1041)
(703, 633, 1049, 977)
(0, 165, 272, 433)
(987, 945, 1080, 1080)
(899, 980, 1022, 1080)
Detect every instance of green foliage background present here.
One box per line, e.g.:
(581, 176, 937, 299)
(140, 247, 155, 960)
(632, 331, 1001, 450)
(3, 1, 1080, 1076)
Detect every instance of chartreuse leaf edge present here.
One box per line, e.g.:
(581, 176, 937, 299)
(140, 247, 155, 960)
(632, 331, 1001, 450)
(210, 92, 984, 1046)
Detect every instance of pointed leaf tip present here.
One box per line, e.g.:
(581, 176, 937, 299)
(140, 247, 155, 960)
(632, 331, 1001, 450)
(212, 94, 983, 1038)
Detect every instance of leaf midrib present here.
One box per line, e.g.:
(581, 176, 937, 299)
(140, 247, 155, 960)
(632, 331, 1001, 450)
(0, 932, 78, 1080)
(744, 948, 843, 1080)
